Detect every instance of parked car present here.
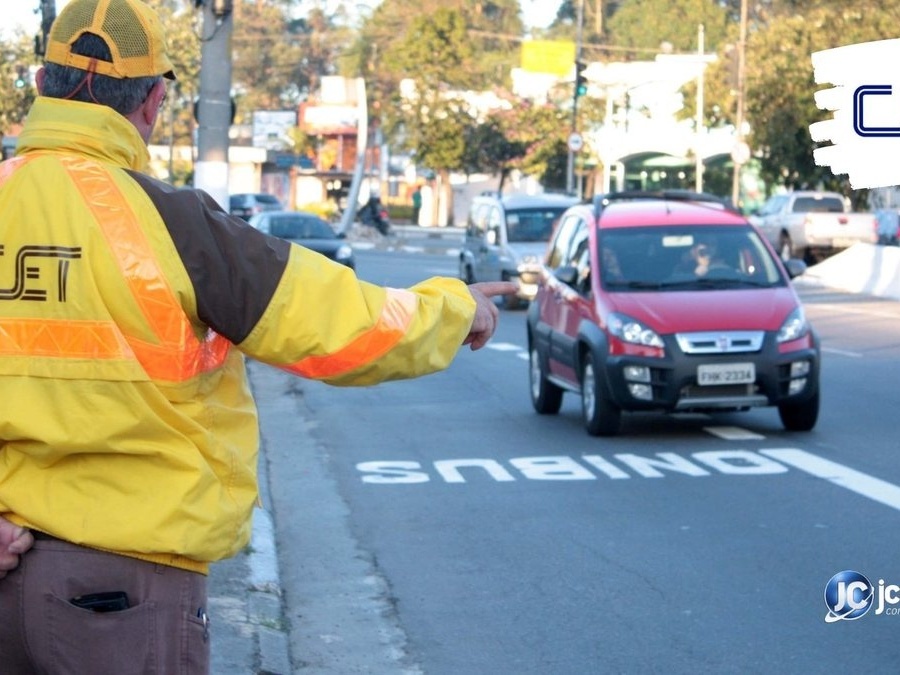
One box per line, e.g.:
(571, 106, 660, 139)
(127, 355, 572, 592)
(230, 193, 283, 221)
(527, 190, 820, 436)
(459, 192, 579, 309)
(751, 190, 876, 263)
(250, 211, 355, 270)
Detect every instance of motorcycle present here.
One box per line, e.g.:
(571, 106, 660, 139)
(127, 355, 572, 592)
(358, 197, 391, 236)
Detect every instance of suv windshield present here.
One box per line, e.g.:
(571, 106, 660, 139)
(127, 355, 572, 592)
(599, 225, 784, 290)
(506, 208, 567, 243)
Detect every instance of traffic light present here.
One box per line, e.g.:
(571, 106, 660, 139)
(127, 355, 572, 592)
(574, 60, 588, 98)
(14, 65, 28, 89)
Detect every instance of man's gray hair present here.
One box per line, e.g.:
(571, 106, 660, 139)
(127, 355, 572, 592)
(41, 33, 161, 116)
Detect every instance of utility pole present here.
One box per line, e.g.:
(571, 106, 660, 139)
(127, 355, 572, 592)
(695, 24, 704, 193)
(731, 0, 749, 207)
(195, 1, 234, 209)
(566, 0, 584, 196)
(35, 0, 56, 56)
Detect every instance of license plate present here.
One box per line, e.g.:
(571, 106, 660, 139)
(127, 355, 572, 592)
(697, 363, 755, 386)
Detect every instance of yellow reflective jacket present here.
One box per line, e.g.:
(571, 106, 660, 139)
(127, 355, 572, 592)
(0, 97, 475, 573)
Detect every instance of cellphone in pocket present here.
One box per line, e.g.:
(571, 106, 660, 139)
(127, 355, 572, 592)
(70, 591, 130, 613)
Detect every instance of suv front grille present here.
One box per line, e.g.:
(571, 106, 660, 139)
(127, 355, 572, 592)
(674, 331, 764, 355)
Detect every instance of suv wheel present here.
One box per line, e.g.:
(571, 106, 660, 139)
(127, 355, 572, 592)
(778, 233, 792, 262)
(459, 261, 474, 284)
(581, 352, 621, 436)
(778, 390, 819, 431)
(529, 345, 563, 414)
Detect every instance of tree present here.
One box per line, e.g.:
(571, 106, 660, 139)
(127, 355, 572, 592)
(745, 3, 900, 195)
(362, 4, 524, 223)
(607, 0, 730, 56)
(462, 109, 525, 193)
(140, 1, 202, 184)
(0, 34, 37, 140)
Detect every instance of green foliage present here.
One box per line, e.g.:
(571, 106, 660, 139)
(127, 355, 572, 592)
(383, 9, 474, 90)
(412, 97, 473, 173)
(346, 0, 525, 179)
(607, 0, 730, 55)
(148, 2, 201, 150)
(0, 35, 39, 137)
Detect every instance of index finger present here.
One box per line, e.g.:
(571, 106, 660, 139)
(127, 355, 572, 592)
(470, 281, 519, 297)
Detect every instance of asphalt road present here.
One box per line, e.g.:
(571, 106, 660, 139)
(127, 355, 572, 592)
(237, 246, 900, 674)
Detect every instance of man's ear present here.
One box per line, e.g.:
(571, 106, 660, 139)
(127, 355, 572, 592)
(143, 78, 167, 125)
(35, 67, 46, 95)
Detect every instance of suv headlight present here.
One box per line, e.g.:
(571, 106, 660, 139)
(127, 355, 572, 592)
(608, 312, 664, 349)
(336, 244, 353, 261)
(777, 307, 809, 343)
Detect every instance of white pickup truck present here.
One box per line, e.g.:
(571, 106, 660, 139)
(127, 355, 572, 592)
(751, 191, 877, 263)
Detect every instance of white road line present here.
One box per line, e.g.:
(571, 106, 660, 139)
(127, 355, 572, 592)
(814, 303, 900, 320)
(761, 449, 900, 512)
(822, 346, 864, 358)
(486, 342, 524, 352)
(704, 426, 765, 440)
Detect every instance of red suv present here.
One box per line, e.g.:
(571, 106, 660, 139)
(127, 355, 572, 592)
(527, 191, 820, 436)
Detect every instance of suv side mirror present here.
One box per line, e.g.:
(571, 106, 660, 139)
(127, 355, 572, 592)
(554, 265, 579, 286)
(486, 230, 498, 246)
(783, 259, 807, 279)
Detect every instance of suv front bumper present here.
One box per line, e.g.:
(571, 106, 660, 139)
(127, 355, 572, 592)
(602, 335, 819, 413)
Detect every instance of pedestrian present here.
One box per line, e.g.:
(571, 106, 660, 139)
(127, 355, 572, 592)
(411, 183, 422, 225)
(0, 1, 515, 673)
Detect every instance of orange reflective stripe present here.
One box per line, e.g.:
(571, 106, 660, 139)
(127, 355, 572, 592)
(0, 155, 229, 379)
(286, 288, 416, 379)
(60, 157, 230, 381)
(0, 318, 132, 358)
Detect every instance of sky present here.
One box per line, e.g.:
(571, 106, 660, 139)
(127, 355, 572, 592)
(6, 1, 560, 39)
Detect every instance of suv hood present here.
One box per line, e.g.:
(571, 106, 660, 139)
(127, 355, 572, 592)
(608, 287, 801, 333)
(506, 241, 548, 262)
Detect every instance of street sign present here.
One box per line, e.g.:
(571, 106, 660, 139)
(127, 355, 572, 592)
(731, 141, 751, 165)
(567, 132, 584, 153)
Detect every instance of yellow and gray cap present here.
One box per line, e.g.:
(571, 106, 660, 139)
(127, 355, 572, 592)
(45, 0, 176, 80)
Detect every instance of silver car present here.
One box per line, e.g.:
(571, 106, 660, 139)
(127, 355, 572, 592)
(459, 193, 578, 308)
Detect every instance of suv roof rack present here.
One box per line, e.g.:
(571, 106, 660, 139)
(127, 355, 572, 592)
(590, 190, 739, 219)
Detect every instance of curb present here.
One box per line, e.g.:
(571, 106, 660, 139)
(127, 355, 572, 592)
(248, 507, 291, 675)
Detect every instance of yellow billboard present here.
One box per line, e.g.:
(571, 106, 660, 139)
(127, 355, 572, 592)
(521, 40, 577, 76)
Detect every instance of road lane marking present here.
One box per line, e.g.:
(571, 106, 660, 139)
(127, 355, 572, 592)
(814, 302, 900, 320)
(704, 426, 766, 440)
(821, 346, 863, 358)
(761, 449, 900, 512)
(486, 342, 524, 352)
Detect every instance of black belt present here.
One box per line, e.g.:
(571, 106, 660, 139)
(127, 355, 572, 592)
(30, 530, 64, 542)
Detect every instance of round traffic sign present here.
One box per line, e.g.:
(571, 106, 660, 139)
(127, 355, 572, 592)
(731, 141, 751, 165)
(567, 132, 584, 153)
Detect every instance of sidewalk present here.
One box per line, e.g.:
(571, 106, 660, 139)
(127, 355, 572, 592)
(346, 222, 463, 254)
(208, 480, 290, 674)
(207, 357, 418, 675)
